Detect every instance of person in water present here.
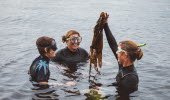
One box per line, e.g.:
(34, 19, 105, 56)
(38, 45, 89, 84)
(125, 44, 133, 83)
(52, 30, 89, 66)
(103, 14, 144, 96)
(29, 36, 75, 86)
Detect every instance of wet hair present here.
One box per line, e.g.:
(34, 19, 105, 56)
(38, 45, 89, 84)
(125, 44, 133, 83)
(120, 40, 143, 62)
(36, 36, 55, 56)
(62, 30, 80, 43)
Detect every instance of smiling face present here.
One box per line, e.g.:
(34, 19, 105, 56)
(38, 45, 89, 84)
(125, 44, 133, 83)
(66, 34, 81, 52)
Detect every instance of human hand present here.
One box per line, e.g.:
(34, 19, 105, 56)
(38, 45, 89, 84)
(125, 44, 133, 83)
(93, 86, 102, 90)
(104, 13, 109, 23)
(58, 66, 69, 70)
(65, 82, 76, 86)
(48, 82, 64, 86)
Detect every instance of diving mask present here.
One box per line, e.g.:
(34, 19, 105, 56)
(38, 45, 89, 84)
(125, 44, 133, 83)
(38, 40, 57, 51)
(66, 36, 82, 44)
(116, 47, 126, 54)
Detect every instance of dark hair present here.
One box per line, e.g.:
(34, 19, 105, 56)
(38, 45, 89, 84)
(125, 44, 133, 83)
(36, 36, 55, 56)
(62, 30, 80, 43)
(120, 40, 143, 62)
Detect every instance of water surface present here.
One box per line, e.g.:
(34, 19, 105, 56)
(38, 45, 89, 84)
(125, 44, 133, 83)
(0, 0, 170, 99)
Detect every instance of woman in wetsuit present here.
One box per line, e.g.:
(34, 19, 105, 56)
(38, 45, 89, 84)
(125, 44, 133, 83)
(103, 14, 144, 96)
(53, 30, 89, 67)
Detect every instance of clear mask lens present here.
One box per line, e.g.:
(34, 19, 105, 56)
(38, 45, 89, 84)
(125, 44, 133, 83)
(68, 36, 82, 44)
(116, 47, 126, 54)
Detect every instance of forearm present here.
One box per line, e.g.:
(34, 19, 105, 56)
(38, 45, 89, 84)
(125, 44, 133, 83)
(39, 81, 76, 86)
(104, 23, 118, 59)
(39, 82, 48, 85)
(39, 82, 65, 85)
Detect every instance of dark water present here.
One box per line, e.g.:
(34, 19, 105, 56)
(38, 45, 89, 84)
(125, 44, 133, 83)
(0, 0, 170, 99)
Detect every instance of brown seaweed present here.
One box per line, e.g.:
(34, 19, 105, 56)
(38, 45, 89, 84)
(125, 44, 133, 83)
(89, 12, 109, 73)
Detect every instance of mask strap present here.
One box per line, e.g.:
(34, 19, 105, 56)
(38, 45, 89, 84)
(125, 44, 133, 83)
(137, 43, 146, 47)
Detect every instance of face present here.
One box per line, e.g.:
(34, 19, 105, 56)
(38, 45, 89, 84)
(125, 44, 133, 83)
(66, 34, 82, 51)
(116, 44, 127, 64)
(45, 49, 56, 58)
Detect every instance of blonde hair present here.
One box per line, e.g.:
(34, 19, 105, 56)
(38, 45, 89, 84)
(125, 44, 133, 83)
(120, 40, 143, 62)
(62, 30, 80, 43)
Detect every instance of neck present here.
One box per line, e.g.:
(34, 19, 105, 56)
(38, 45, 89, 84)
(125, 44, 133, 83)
(122, 59, 133, 67)
(41, 55, 49, 60)
(67, 47, 77, 52)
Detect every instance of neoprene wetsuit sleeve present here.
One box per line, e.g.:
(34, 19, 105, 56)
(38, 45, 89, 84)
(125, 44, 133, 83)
(37, 67, 48, 82)
(104, 23, 118, 60)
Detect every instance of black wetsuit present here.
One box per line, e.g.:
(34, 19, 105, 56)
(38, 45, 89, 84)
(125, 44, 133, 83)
(53, 47, 89, 65)
(104, 23, 139, 95)
(29, 56, 50, 82)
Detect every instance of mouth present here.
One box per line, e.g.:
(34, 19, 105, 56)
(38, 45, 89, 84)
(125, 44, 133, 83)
(71, 43, 79, 46)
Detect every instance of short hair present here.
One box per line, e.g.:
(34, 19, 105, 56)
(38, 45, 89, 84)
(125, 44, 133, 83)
(36, 36, 55, 56)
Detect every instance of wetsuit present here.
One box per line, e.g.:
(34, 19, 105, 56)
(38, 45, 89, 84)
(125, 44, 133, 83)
(29, 56, 50, 82)
(104, 23, 139, 95)
(52, 47, 89, 66)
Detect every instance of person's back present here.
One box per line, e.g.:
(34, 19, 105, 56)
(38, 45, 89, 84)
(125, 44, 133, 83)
(29, 56, 50, 82)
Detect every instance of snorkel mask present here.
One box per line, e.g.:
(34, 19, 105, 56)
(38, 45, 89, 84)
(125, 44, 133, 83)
(116, 43, 146, 54)
(66, 36, 82, 44)
(38, 40, 57, 51)
(137, 43, 146, 47)
(116, 47, 126, 54)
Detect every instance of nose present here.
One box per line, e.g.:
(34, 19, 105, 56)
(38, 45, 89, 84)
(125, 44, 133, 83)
(74, 40, 78, 43)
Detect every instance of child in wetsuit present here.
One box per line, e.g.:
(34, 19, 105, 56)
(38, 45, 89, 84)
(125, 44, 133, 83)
(29, 36, 57, 85)
(29, 36, 75, 86)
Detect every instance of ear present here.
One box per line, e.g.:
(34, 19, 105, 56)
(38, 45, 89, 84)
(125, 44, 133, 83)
(44, 48, 48, 53)
(66, 40, 69, 45)
(125, 52, 129, 57)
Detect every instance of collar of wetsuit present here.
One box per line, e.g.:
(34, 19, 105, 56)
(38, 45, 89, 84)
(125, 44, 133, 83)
(122, 64, 134, 69)
(41, 55, 49, 61)
(66, 47, 79, 53)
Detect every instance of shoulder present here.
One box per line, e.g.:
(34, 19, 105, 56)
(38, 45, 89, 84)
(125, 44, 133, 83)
(78, 47, 89, 57)
(56, 48, 65, 53)
(32, 56, 49, 67)
(78, 47, 88, 53)
(30, 56, 46, 74)
(56, 47, 68, 53)
(53, 48, 67, 62)
(55, 48, 67, 56)
(31, 56, 41, 66)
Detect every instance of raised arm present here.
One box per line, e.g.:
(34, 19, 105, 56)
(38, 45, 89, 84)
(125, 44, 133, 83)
(104, 23, 118, 60)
